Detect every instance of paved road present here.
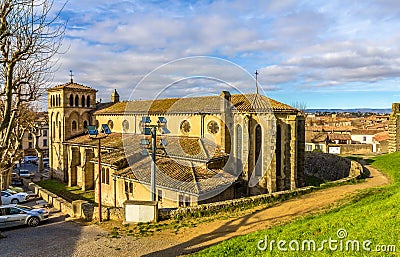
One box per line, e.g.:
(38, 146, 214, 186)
(0, 205, 106, 257)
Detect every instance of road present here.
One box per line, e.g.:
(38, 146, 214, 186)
(0, 203, 106, 257)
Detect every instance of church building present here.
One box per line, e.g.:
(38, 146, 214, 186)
(48, 80, 305, 208)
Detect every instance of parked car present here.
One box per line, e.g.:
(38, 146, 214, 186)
(1, 190, 29, 204)
(19, 170, 35, 179)
(0, 204, 49, 228)
(43, 158, 49, 167)
(24, 156, 38, 164)
(11, 172, 23, 186)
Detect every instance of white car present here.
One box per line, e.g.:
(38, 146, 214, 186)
(0, 204, 49, 228)
(1, 190, 29, 204)
(19, 169, 35, 179)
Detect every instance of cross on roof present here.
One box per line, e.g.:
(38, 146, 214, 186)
(255, 70, 259, 94)
(70, 70, 74, 83)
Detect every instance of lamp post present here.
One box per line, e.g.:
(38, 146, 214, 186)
(140, 116, 168, 201)
(87, 124, 111, 222)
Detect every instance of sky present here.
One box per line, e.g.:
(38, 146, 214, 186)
(46, 0, 400, 109)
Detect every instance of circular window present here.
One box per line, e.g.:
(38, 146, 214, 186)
(122, 120, 129, 132)
(180, 120, 191, 134)
(107, 120, 114, 129)
(207, 120, 219, 134)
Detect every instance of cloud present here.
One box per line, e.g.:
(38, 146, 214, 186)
(44, 0, 400, 108)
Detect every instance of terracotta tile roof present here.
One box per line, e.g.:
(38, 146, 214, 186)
(305, 131, 328, 143)
(48, 82, 97, 92)
(306, 125, 356, 132)
(351, 129, 384, 135)
(328, 133, 352, 141)
(373, 131, 389, 142)
(94, 93, 298, 115)
(66, 133, 221, 165)
(114, 156, 237, 195)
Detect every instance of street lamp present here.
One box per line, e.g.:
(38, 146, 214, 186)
(87, 124, 111, 222)
(140, 116, 168, 201)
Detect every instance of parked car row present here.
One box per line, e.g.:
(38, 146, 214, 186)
(21, 156, 49, 167)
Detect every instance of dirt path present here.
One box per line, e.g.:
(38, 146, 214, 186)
(73, 166, 389, 257)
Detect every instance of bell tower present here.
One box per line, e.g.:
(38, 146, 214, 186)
(47, 77, 97, 182)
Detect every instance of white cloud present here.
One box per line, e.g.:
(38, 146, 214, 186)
(45, 0, 400, 107)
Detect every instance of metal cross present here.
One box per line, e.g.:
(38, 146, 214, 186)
(255, 70, 259, 94)
(70, 70, 74, 83)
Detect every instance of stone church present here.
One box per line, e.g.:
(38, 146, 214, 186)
(48, 79, 305, 208)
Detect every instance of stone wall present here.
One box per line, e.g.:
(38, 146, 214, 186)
(388, 103, 400, 153)
(305, 152, 364, 181)
(338, 144, 373, 155)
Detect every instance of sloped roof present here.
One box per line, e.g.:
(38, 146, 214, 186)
(114, 156, 237, 195)
(65, 133, 222, 163)
(328, 133, 352, 141)
(373, 131, 389, 142)
(351, 129, 384, 135)
(48, 81, 97, 92)
(94, 93, 297, 115)
(305, 131, 328, 143)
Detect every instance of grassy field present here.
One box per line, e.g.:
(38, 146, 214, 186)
(36, 179, 95, 203)
(194, 152, 400, 256)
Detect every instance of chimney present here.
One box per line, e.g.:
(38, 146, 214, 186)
(111, 89, 120, 103)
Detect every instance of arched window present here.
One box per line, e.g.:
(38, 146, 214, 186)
(52, 121, 55, 139)
(58, 95, 61, 106)
(58, 121, 62, 139)
(236, 125, 243, 174)
(276, 125, 282, 179)
(122, 120, 129, 132)
(86, 96, 90, 107)
(50, 95, 53, 107)
(72, 120, 77, 131)
(55, 95, 58, 106)
(107, 120, 114, 129)
(255, 125, 262, 176)
(70, 94, 73, 106)
(83, 120, 88, 129)
(101, 167, 105, 183)
(75, 95, 79, 106)
(106, 168, 109, 184)
(81, 95, 85, 107)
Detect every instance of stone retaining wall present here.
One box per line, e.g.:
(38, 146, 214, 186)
(26, 164, 362, 222)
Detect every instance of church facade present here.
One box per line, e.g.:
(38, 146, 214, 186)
(48, 81, 305, 208)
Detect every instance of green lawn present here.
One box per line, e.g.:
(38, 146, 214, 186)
(36, 179, 95, 203)
(194, 152, 400, 256)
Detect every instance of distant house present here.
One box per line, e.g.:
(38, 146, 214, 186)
(328, 133, 352, 144)
(351, 129, 384, 152)
(305, 131, 328, 152)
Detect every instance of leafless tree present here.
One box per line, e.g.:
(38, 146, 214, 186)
(0, 0, 65, 203)
(292, 101, 307, 115)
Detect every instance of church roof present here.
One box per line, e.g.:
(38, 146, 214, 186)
(47, 81, 97, 92)
(114, 157, 237, 195)
(94, 93, 298, 115)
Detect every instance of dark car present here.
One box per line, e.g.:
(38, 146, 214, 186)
(11, 173, 23, 186)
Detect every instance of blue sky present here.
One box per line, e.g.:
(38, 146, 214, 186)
(49, 0, 400, 109)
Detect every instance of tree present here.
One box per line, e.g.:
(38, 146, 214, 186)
(0, 0, 65, 203)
